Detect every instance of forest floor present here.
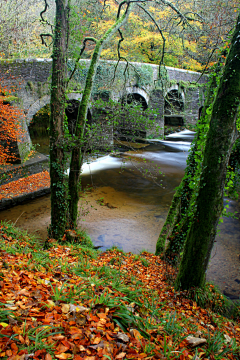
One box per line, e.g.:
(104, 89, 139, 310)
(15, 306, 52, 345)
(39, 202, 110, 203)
(0, 221, 239, 360)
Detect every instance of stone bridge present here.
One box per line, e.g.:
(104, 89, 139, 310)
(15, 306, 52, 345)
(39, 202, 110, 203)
(0, 58, 208, 162)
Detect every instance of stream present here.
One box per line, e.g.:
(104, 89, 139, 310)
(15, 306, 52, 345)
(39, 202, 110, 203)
(0, 130, 240, 298)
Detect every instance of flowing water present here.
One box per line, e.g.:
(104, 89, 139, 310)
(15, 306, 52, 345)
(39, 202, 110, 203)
(0, 130, 239, 298)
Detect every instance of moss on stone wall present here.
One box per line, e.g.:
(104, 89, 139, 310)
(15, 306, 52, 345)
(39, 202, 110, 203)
(0, 95, 19, 103)
(67, 59, 155, 97)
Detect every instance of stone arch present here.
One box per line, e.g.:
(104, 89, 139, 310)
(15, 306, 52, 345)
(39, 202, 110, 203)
(26, 93, 84, 125)
(164, 84, 185, 114)
(27, 93, 91, 155)
(26, 95, 50, 125)
(65, 98, 92, 135)
(114, 87, 149, 139)
(164, 85, 185, 128)
(115, 86, 149, 108)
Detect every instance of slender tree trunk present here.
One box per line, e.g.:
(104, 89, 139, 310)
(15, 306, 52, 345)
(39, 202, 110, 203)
(68, 4, 132, 227)
(49, 0, 70, 239)
(175, 14, 240, 290)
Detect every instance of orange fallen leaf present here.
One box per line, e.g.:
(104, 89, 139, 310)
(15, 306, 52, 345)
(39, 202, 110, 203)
(92, 337, 101, 345)
(97, 313, 107, 319)
(18, 335, 25, 344)
(56, 344, 69, 354)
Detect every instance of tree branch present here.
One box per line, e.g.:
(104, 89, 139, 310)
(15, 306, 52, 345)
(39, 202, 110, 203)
(137, 4, 166, 75)
(156, 0, 194, 30)
(40, 33, 53, 47)
(67, 37, 97, 84)
(40, 0, 53, 31)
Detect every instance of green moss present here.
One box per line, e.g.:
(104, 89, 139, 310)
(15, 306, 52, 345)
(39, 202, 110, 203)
(37, 82, 44, 97)
(0, 95, 19, 103)
(26, 81, 34, 92)
(135, 64, 154, 88)
(0, 59, 14, 65)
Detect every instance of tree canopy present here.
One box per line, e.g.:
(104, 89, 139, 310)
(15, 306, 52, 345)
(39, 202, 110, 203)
(0, 0, 238, 71)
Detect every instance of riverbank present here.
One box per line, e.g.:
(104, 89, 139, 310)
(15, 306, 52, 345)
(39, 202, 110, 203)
(0, 221, 239, 360)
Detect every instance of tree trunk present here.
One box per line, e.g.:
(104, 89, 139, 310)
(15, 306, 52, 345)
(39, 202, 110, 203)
(68, 4, 132, 227)
(49, 0, 70, 239)
(175, 13, 240, 290)
(155, 49, 230, 262)
(156, 67, 218, 259)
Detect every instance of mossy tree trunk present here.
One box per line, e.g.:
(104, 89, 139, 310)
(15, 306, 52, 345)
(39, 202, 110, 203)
(175, 13, 240, 290)
(68, 3, 132, 227)
(155, 59, 221, 260)
(49, 0, 70, 239)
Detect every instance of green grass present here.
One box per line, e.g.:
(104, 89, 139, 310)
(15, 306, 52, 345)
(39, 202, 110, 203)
(186, 282, 240, 319)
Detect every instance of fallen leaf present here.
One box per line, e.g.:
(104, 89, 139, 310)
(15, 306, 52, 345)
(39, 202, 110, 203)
(47, 300, 55, 307)
(55, 353, 71, 359)
(116, 352, 126, 359)
(224, 334, 231, 343)
(130, 328, 142, 340)
(0, 322, 9, 328)
(92, 337, 101, 345)
(116, 332, 129, 343)
(70, 304, 89, 313)
(186, 336, 207, 347)
(97, 313, 107, 319)
(62, 304, 70, 314)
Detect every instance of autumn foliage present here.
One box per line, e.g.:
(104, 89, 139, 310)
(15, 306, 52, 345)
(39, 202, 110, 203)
(0, 84, 24, 165)
(0, 171, 50, 200)
(0, 223, 239, 360)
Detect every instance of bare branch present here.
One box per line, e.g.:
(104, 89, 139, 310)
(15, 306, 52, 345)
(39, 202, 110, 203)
(196, 46, 225, 83)
(183, 11, 205, 23)
(40, 0, 49, 23)
(156, 0, 194, 30)
(137, 4, 166, 76)
(67, 37, 98, 84)
(40, 0, 53, 31)
(40, 33, 53, 47)
(117, 0, 152, 19)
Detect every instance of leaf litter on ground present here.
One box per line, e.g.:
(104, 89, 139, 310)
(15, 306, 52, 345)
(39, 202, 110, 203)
(0, 171, 50, 201)
(0, 221, 239, 360)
